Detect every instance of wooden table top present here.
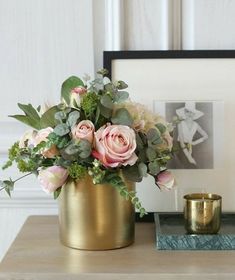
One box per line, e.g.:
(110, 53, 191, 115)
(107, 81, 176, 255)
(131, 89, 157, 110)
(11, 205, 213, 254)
(1, 216, 235, 280)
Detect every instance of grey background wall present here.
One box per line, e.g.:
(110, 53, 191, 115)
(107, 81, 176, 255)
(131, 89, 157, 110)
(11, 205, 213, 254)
(0, 0, 235, 260)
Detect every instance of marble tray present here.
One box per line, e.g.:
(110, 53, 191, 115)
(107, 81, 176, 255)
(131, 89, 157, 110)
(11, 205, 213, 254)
(154, 213, 235, 250)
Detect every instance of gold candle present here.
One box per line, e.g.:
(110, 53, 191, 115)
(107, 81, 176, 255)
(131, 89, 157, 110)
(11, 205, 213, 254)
(184, 193, 222, 234)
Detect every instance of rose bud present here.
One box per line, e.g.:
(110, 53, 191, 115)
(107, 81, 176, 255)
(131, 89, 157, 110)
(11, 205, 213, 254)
(155, 170, 175, 190)
(38, 166, 68, 194)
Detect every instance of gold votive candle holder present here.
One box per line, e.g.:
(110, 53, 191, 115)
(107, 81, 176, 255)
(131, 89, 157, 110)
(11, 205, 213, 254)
(184, 193, 222, 234)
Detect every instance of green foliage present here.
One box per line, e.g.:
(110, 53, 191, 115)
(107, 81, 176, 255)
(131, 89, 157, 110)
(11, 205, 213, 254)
(104, 172, 147, 218)
(122, 165, 142, 182)
(97, 68, 109, 76)
(111, 108, 133, 127)
(9, 103, 41, 130)
(53, 187, 62, 199)
(114, 80, 128, 90)
(2, 142, 20, 170)
(155, 123, 166, 134)
(138, 163, 147, 178)
(81, 92, 99, 119)
(114, 91, 129, 103)
(47, 132, 70, 149)
(61, 76, 84, 105)
(148, 161, 160, 176)
(68, 163, 86, 180)
(0, 179, 14, 197)
(88, 159, 106, 184)
(17, 158, 38, 173)
(100, 95, 114, 109)
(40, 105, 61, 128)
(54, 124, 70, 136)
(66, 111, 80, 128)
(62, 139, 91, 160)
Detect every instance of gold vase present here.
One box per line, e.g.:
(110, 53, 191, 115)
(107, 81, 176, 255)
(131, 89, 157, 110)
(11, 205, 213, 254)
(58, 175, 135, 250)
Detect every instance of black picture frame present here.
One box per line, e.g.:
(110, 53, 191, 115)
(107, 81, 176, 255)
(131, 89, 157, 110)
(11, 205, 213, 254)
(103, 50, 235, 79)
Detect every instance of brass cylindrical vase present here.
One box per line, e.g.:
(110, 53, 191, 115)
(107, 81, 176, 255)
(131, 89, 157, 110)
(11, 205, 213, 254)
(58, 175, 135, 250)
(184, 193, 222, 234)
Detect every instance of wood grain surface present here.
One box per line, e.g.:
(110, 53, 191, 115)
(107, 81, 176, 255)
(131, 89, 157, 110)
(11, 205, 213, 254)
(1, 216, 235, 279)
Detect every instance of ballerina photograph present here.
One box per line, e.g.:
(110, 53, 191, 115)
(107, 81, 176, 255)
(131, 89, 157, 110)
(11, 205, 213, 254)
(165, 101, 214, 169)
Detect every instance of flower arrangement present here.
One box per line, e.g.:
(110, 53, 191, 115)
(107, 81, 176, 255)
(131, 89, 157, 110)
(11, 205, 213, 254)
(0, 69, 174, 217)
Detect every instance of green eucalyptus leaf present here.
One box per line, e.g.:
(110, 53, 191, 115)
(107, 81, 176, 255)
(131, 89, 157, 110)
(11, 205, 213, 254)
(100, 95, 114, 109)
(97, 68, 109, 76)
(147, 128, 161, 141)
(67, 111, 80, 128)
(136, 133, 144, 149)
(138, 149, 147, 162)
(146, 147, 156, 161)
(54, 111, 67, 122)
(54, 124, 70, 136)
(111, 108, 133, 126)
(99, 103, 112, 118)
(138, 163, 148, 178)
(122, 165, 142, 182)
(114, 91, 129, 103)
(64, 143, 80, 155)
(104, 83, 115, 93)
(40, 106, 61, 128)
(115, 80, 128, 90)
(151, 137, 163, 145)
(103, 77, 111, 85)
(78, 139, 91, 158)
(61, 76, 84, 105)
(156, 123, 166, 134)
(148, 161, 160, 175)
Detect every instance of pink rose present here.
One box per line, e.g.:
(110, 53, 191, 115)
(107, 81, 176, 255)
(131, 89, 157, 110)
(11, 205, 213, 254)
(155, 170, 175, 190)
(19, 130, 37, 148)
(31, 127, 59, 158)
(38, 166, 68, 193)
(72, 120, 94, 143)
(93, 124, 138, 168)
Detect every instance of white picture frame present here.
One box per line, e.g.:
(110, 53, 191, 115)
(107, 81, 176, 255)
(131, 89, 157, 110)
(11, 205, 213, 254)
(104, 51, 235, 212)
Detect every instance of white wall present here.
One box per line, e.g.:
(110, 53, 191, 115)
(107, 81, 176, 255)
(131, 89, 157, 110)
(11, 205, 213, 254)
(1, 0, 235, 260)
(0, 0, 94, 261)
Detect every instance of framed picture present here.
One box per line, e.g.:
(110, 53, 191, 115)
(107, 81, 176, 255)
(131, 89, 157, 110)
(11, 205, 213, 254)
(103, 50, 235, 212)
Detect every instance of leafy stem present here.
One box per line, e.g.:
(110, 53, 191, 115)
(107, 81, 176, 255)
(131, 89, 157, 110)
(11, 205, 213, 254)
(104, 172, 147, 218)
(0, 172, 35, 196)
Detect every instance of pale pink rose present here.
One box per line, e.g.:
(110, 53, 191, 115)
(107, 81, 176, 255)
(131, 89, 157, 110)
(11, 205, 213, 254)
(31, 127, 59, 158)
(72, 120, 94, 143)
(31, 127, 53, 146)
(19, 130, 37, 148)
(155, 170, 175, 190)
(92, 124, 138, 168)
(38, 166, 68, 193)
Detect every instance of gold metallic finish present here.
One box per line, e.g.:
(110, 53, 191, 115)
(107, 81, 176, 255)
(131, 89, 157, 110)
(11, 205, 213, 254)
(58, 175, 135, 250)
(184, 193, 222, 234)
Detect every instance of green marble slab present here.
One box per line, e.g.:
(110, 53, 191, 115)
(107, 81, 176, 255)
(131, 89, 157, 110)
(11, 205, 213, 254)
(154, 213, 235, 250)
